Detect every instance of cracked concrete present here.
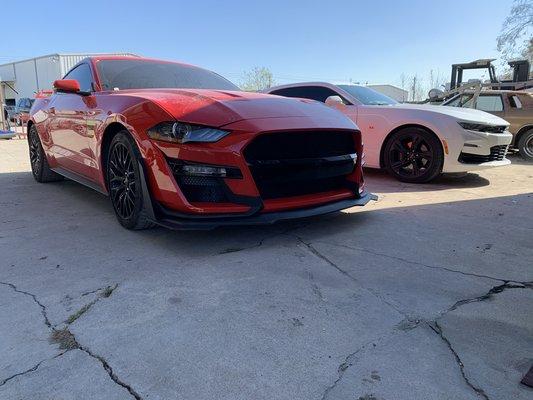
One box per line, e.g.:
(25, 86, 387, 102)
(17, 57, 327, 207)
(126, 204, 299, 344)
(1, 139, 532, 399)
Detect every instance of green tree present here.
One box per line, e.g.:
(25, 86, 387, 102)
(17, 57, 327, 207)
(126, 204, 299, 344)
(240, 67, 275, 91)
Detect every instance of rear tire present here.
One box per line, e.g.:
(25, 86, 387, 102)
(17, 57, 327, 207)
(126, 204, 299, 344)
(107, 131, 155, 230)
(517, 129, 533, 161)
(383, 127, 444, 183)
(28, 125, 63, 183)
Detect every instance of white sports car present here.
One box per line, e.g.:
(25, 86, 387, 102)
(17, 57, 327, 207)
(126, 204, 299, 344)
(265, 83, 512, 183)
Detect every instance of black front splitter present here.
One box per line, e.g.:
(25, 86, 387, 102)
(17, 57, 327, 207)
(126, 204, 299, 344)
(151, 193, 377, 230)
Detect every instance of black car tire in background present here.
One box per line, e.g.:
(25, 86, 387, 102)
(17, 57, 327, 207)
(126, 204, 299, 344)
(106, 131, 155, 230)
(28, 125, 63, 182)
(383, 127, 444, 183)
(517, 129, 533, 161)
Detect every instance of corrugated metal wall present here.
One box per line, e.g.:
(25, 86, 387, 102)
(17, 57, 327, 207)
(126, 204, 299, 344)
(59, 53, 136, 77)
(0, 53, 137, 101)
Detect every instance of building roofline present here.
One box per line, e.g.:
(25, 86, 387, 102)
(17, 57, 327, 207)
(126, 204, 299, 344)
(0, 53, 138, 67)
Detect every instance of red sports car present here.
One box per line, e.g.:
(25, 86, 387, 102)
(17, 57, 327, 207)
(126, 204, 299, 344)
(28, 56, 375, 229)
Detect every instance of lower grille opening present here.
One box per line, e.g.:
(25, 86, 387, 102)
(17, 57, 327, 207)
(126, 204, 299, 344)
(244, 131, 357, 199)
(459, 145, 508, 164)
(176, 175, 228, 203)
(167, 158, 230, 203)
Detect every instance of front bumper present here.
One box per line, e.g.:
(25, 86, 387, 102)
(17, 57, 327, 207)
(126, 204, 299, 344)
(443, 127, 513, 173)
(150, 191, 377, 230)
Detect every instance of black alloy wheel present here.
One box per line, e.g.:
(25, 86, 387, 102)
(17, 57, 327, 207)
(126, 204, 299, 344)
(28, 125, 62, 182)
(384, 127, 443, 183)
(29, 128, 42, 176)
(107, 131, 154, 230)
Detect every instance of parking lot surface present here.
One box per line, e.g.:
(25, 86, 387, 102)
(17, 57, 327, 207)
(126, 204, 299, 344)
(1, 138, 532, 400)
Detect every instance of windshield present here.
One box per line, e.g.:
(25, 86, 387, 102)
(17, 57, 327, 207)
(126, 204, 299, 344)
(338, 85, 397, 105)
(96, 59, 240, 91)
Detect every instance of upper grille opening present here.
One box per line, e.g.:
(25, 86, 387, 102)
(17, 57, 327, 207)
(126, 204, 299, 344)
(244, 131, 357, 199)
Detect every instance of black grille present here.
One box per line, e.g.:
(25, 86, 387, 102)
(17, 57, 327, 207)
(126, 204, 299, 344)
(459, 145, 509, 164)
(244, 131, 357, 199)
(167, 159, 229, 203)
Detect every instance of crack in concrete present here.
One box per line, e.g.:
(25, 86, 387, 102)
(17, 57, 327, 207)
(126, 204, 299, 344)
(313, 240, 513, 283)
(429, 321, 490, 400)
(295, 238, 532, 400)
(294, 236, 411, 320)
(66, 284, 118, 324)
(79, 345, 143, 400)
(0, 352, 67, 387)
(0, 281, 141, 399)
(0, 281, 51, 328)
(218, 223, 310, 255)
(428, 281, 532, 400)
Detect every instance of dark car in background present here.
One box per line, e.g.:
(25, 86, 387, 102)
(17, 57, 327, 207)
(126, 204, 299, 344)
(13, 98, 35, 126)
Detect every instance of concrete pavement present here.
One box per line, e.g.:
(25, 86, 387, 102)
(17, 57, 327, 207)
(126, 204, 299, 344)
(0, 138, 532, 400)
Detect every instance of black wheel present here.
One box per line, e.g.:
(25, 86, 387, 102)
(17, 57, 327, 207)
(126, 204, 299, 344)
(383, 127, 444, 183)
(107, 131, 155, 230)
(28, 125, 63, 182)
(517, 129, 533, 161)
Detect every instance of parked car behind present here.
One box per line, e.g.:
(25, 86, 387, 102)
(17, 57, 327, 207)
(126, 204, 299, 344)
(443, 90, 533, 160)
(13, 98, 35, 126)
(266, 83, 512, 183)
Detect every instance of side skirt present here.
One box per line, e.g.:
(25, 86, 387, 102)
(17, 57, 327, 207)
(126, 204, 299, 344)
(51, 167, 108, 195)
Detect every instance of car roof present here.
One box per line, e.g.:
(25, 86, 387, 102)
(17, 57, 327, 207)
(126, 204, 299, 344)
(459, 89, 532, 95)
(85, 55, 196, 69)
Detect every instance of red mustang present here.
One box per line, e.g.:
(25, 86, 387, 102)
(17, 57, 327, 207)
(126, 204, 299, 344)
(28, 56, 375, 229)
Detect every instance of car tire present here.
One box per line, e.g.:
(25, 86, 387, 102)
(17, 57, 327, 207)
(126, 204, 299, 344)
(383, 127, 444, 183)
(517, 129, 533, 161)
(107, 131, 155, 230)
(28, 125, 63, 183)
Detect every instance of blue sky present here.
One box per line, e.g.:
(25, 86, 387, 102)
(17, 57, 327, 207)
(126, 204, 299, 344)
(1, 0, 515, 87)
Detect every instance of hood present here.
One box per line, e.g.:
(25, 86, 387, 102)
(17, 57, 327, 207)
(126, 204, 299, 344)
(389, 103, 509, 126)
(113, 89, 348, 127)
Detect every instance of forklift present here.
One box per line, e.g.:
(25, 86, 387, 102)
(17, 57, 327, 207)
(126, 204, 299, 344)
(449, 58, 531, 91)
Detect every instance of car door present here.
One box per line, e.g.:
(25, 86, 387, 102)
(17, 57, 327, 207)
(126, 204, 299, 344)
(48, 63, 96, 179)
(472, 94, 505, 120)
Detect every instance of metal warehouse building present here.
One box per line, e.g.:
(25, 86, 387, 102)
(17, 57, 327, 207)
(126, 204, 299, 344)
(0, 53, 136, 105)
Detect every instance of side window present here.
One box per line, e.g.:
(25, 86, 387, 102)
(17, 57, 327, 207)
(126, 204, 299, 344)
(509, 95, 522, 109)
(270, 86, 349, 103)
(475, 95, 503, 112)
(64, 64, 94, 93)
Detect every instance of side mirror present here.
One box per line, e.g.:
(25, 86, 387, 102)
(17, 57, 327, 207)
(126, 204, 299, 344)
(325, 95, 346, 108)
(53, 79, 81, 94)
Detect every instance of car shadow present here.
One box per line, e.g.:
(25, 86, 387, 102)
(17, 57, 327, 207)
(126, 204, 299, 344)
(363, 168, 490, 193)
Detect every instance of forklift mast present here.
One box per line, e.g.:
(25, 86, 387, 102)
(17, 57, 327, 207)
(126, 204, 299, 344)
(449, 59, 498, 90)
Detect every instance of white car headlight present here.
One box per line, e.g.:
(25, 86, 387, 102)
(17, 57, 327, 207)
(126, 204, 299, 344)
(147, 122, 230, 144)
(458, 122, 508, 134)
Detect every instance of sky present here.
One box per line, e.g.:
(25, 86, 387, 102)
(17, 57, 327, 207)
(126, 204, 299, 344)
(0, 0, 516, 89)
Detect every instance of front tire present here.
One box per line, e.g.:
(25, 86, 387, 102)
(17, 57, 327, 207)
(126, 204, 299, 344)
(107, 131, 155, 230)
(28, 125, 63, 182)
(383, 127, 444, 183)
(517, 129, 533, 161)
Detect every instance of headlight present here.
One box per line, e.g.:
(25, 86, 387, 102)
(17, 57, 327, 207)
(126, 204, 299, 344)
(458, 122, 507, 134)
(147, 122, 230, 143)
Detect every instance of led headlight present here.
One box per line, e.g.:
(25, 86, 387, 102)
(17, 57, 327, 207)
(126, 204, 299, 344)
(147, 122, 230, 143)
(458, 122, 507, 134)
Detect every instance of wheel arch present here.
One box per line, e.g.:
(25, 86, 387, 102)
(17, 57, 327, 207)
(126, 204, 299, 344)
(379, 123, 444, 168)
(514, 125, 533, 146)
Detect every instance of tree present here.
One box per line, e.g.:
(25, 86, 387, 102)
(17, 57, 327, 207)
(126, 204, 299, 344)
(497, 0, 533, 61)
(240, 67, 275, 91)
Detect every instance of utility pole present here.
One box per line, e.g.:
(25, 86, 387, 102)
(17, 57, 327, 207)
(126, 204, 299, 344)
(0, 76, 6, 131)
